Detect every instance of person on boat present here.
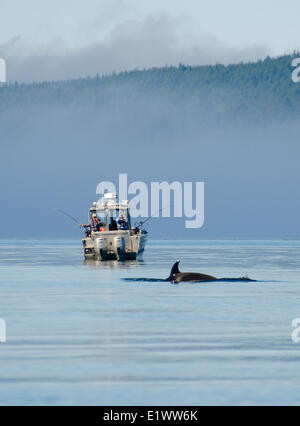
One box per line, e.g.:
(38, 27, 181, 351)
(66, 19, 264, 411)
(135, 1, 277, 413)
(109, 218, 118, 231)
(80, 215, 103, 233)
(92, 215, 103, 231)
(117, 213, 128, 230)
(79, 221, 92, 237)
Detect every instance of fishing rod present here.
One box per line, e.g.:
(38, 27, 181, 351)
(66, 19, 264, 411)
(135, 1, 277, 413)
(135, 205, 170, 229)
(54, 208, 81, 227)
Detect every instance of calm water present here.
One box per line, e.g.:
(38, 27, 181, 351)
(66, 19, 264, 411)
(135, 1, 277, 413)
(0, 239, 300, 406)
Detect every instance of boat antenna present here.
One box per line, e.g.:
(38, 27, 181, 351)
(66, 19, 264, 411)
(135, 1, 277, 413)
(54, 208, 81, 226)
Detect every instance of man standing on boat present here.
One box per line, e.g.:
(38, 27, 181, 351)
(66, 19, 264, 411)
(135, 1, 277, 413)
(79, 214, 103, 235)
(117, 213, 128, 230)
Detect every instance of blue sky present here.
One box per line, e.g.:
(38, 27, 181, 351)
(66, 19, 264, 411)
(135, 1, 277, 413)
(1, 0, 300, 81)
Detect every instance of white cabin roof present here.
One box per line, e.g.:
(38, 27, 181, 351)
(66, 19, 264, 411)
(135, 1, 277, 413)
(90, 198, 129, 212)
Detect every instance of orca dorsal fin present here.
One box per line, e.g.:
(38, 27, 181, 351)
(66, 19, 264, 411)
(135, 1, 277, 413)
(165, 261, 181, 281)
(170, 261, 180, 276)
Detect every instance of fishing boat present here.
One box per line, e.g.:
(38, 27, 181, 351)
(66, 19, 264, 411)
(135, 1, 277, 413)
(81, 193, 148, 261)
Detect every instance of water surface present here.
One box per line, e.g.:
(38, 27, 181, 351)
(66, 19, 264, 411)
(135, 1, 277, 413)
(0, 239, 300, 405)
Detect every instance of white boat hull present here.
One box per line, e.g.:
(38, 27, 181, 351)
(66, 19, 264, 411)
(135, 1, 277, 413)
(82, 230, 148, 261)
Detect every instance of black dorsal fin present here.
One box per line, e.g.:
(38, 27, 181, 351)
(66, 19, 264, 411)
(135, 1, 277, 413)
(171, 261, 180, 275)
(166, 261, 181, 281)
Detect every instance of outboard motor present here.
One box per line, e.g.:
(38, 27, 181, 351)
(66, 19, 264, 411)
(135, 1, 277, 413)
(95, 237, 106, 260)
(114, 236, 126, 260)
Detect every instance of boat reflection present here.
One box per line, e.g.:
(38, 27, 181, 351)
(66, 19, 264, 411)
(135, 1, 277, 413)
(83, 259, 144, 270)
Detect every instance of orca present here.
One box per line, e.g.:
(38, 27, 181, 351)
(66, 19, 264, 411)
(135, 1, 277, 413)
(122, 261, 256, 283)
(166, 261, 217, 283)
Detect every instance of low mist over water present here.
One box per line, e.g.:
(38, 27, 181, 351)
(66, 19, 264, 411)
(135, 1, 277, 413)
(1, 56, 300, 239)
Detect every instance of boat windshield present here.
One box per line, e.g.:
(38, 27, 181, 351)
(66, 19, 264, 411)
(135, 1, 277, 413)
(89, 207, 130, 230)
(97, 212, 107, 226)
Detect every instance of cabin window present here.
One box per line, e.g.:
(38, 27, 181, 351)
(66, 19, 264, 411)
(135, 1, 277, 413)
(96, 212, 107, 226)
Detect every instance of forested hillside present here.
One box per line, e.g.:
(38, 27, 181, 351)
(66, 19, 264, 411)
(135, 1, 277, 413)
(1, 54, 300, 122)
(1, 54, 300, 238)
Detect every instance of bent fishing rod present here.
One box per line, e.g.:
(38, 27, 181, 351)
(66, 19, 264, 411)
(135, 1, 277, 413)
(134, 204, 170, 229)
(54, 208, 82, 227)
